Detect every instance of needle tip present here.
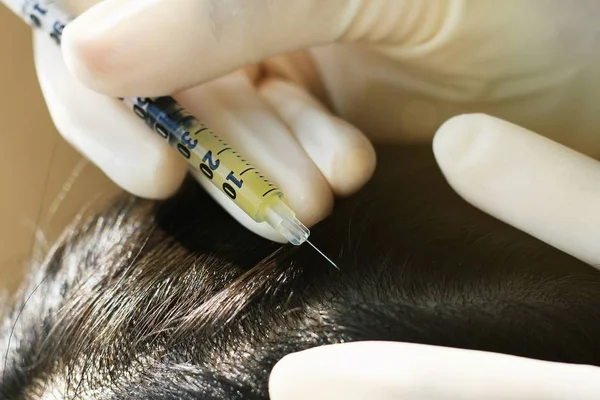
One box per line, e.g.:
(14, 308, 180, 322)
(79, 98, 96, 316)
(306, 240, 339, 270)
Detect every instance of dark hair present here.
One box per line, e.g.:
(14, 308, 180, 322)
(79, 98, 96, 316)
(2, 143, 600, 399)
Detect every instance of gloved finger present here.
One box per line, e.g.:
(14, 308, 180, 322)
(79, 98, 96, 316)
(59, 0, 457, 97)
(174, 70, 334, 242)
(269, 341, 600, 400)
(433, 113, 600, 268)
(258, 78, 376, 197)
(33, 29, 188, 199)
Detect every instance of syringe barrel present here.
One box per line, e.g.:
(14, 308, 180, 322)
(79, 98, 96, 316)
(124, 96, 285, 223)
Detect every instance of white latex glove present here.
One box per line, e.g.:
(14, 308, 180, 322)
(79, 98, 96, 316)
(269, 341, 600, 400)
(434, 113, 600, 268)
(268, 114, 600, 399)
(35, 0, 600, 242)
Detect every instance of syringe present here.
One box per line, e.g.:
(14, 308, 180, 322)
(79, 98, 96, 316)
(1, 0, 338, 268)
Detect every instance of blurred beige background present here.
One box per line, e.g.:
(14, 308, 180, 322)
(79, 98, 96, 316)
(0, 6, 119, 294)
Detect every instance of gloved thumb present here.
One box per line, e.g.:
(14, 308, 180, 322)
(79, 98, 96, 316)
(269, 341, 600, 400)
(60, 0, 457, 97)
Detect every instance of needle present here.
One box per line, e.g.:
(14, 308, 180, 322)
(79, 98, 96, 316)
(306, 240, 339, 270)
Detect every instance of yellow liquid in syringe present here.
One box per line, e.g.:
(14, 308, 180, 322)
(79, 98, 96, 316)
(128, 96, 309, 245)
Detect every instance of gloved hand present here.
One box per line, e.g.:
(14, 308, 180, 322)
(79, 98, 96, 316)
(35, 0, 600, 242)
(268, 113, 600, 399)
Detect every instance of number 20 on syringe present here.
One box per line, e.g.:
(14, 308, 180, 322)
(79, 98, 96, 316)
(126, 96, 282, 219)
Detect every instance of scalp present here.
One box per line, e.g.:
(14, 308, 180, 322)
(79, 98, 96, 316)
(3, 144, 600, 399)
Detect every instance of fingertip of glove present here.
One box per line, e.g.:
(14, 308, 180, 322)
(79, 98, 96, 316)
(433, 113, 490, 170)
(329, 128, 377, 197)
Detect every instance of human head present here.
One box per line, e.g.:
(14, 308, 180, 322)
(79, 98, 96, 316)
(3, 143, 600, 399)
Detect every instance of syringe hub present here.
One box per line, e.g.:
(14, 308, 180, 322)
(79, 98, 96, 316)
(263, 200, 309, 246)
